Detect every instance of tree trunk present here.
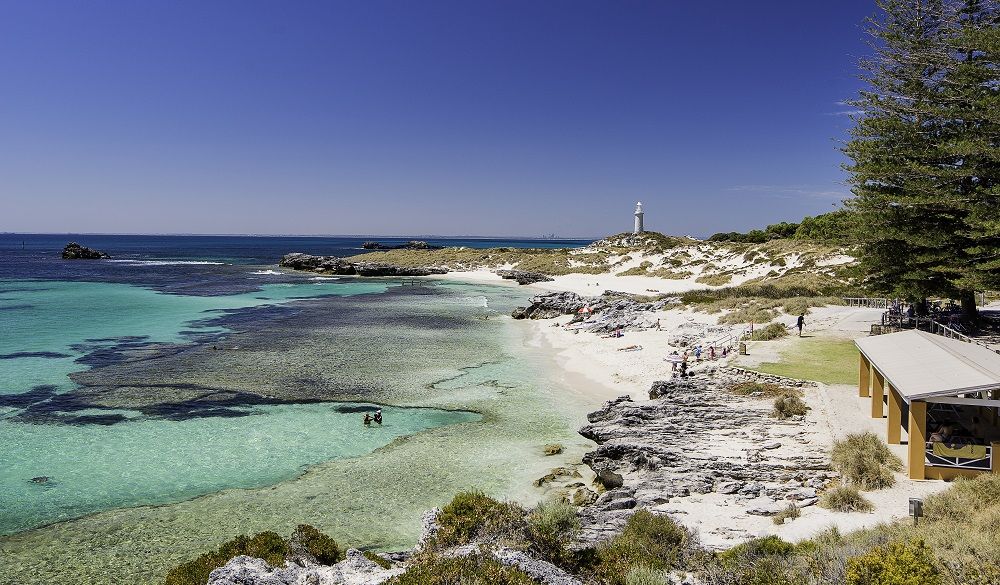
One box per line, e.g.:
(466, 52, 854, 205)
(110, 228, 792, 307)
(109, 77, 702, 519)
(960, 290, 978, 322)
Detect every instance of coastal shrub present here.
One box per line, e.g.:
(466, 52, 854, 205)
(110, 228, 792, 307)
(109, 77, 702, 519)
(429, 491, 526, 549)
(844, 539, 942, 585)
(695, 273, 733, 286)
(649, 267, 692, 279)
(387, 554, 535, 585)
(749, 322, 788, 341)
(543, 443, 564, 456)
(624, 565, 670, 585)
(592, 510, 690, 585)
(922, 473, 1000, 524)
(771, 392, 808, 419)
(164, 531, 289, 585)
(526, 499, 580, 563)
(618, 261, 653, 276)
(363, 550, 393, 569)
(772, 503, 801, 525)
(819, 485, 874, 512)
(291, 524, 343, 564)
(713, 537, 797, 585)
(830, 432, 902, 490)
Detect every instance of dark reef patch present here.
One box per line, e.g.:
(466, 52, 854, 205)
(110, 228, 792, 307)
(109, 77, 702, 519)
(0, 351, 72, 360)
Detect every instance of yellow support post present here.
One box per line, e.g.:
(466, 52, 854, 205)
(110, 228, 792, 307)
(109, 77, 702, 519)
(908, 401, 927, 480)
(871, 369, 885, 419)
(992, 442, 1000, 474)
(887, 385, 904, 444)
(859, 353, 871, 397)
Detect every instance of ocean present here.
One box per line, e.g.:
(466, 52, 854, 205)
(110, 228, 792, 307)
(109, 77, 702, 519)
(0, 233, 594, 584)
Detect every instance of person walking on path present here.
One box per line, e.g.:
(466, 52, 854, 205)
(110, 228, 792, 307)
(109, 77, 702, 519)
(796, 314, 805, 337)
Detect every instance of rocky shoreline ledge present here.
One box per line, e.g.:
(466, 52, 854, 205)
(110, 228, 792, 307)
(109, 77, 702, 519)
(279, 253, 450, 277)
(512, 291, 675, 334)
(61, 242, 110, 259)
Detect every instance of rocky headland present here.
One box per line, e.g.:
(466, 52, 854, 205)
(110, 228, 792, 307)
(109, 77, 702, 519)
(279, 253, 450, 277)
(511, 291, 675, 334)
(495, 269, 555, 285)
(61, 242, 110, 259)
(361, 240, 443, 251)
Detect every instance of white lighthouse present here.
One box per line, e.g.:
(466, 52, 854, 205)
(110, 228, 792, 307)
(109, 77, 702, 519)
(633, 201, 644, 234)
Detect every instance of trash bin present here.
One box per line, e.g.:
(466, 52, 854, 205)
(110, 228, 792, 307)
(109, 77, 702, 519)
(739, 342, 748, 355)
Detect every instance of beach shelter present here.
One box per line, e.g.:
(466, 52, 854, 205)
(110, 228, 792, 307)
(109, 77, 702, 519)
(856, 330, 1000, 480)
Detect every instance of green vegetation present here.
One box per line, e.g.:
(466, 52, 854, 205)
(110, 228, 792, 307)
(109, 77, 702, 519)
(830, 433, 903, 490)
(591, 510, 693, 585)
(164, 531, 291, 585)
(695, 273, 733, 286)
(819, 485, 874, 513)
(526, 499, 580, 564)
(624, 566, 670, 585)
(363, 550, 393, 569)
(844, 0, 1000, 319)
(771, 392, 808, 419)
(772, 504, 801, 525)
(844, 540, 942, 585)
(707, 211, 854, 244)
(751, 338, 857, 385)
(388, 555, 535, 585)
(290, 523, 343, 564)
(749, 322, 788, 341)
(428, 491, 527, 550)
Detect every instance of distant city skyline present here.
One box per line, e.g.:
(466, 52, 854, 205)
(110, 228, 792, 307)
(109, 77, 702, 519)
(1, 1, 873, 237)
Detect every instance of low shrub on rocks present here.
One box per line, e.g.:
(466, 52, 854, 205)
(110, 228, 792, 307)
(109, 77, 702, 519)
(387, 554, 536, 585)
(362, 550, 393, 569)
(830, 432, 902, 490)
(290, 524, 343, 564)
(844, 539, 942, 585)
(591, 510, 693, 585)
(624, 565, 671, 585)
(819, 485, 874, 512)
(749, 322, 789, 341)
(526, 499, 580, 564)
(728, 381, 793, 398)
(164, 531, 291, 585)
(429, 491, 527, 549)
(771, 392, 808, 419)
(771, 503, 801, 525)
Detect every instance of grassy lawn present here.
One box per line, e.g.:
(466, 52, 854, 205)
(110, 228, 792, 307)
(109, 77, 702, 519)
(752, 337, 858, 385)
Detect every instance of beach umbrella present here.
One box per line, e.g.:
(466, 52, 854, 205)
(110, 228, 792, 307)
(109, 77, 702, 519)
(578, 306, 592, 314)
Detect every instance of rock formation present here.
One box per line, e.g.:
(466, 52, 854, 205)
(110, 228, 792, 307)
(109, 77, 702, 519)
(495, 270, 555, 285)
(208, 549, 404, 585)
(61, 242, 109, 259)
(279, 253, 449, 277)
(576, 368, 833, 546)
(511, 291, 675, 333)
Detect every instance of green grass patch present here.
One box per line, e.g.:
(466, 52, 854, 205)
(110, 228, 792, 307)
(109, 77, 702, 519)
(751, 338, 858, 385)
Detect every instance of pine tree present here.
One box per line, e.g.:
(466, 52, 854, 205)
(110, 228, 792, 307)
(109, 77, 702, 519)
(844, 0, 1000, 319)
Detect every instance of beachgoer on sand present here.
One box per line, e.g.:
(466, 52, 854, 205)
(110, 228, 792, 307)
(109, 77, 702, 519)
(796, 314, 805, 336)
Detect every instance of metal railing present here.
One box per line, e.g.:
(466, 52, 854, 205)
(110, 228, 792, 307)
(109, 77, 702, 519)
(705, 326, 751, 350)
(925, 441, 992, 471)
(843, 297, 892, 309)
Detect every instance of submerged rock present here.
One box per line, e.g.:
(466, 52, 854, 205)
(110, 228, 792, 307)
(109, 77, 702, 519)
(61, 242, 109, 259)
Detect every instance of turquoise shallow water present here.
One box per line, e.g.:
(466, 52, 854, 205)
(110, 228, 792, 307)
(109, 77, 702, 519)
(0, 402, 478, 535)
(0, 278, 486, 536)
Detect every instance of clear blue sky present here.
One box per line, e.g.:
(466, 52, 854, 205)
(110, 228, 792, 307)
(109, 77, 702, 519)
(0, 1, 874, 237)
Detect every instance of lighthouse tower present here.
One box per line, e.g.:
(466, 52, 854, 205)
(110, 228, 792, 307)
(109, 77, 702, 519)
(633, 201, 644, 234)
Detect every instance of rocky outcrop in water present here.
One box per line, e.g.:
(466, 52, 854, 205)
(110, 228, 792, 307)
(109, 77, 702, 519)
(576, 368, 834, 546)
(361, 240, 443, 250)
(279, 253, 449, 277)
(511, 291, 675, 333)
(61, 242, 109, 259)
(496, 270, 555, 285)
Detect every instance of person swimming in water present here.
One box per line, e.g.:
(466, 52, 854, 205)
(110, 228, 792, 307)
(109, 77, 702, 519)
(363, 413, 372, 426)
(374, 409, 383, 425)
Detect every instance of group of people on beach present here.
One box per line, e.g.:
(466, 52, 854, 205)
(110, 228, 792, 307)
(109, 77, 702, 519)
(667, 344, 729, 377)
(363, 409, 383, 426)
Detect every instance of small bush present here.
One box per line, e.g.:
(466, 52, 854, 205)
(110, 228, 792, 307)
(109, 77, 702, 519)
(164, 531, 289, 585)
(750, 322, 789, 341)
(527, 499, 580, 563)
(388, 554, 535, 585)
(624, 565, 670, 585)
(845, 539, 942, 585)
(430, 491, 526, 549)
(291, 524, 342, 564)
(592, 510, 690, 585)
(772, 504, 801, 525)
(819, 485, 874, 513)
(771, 392, 808, 419)
(542, 443, 563, 456)
(696, 273, 734, 286)
(715, 537, 797, 585)
(363, 550, 393, 569)
(830, 432, 903, 490)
